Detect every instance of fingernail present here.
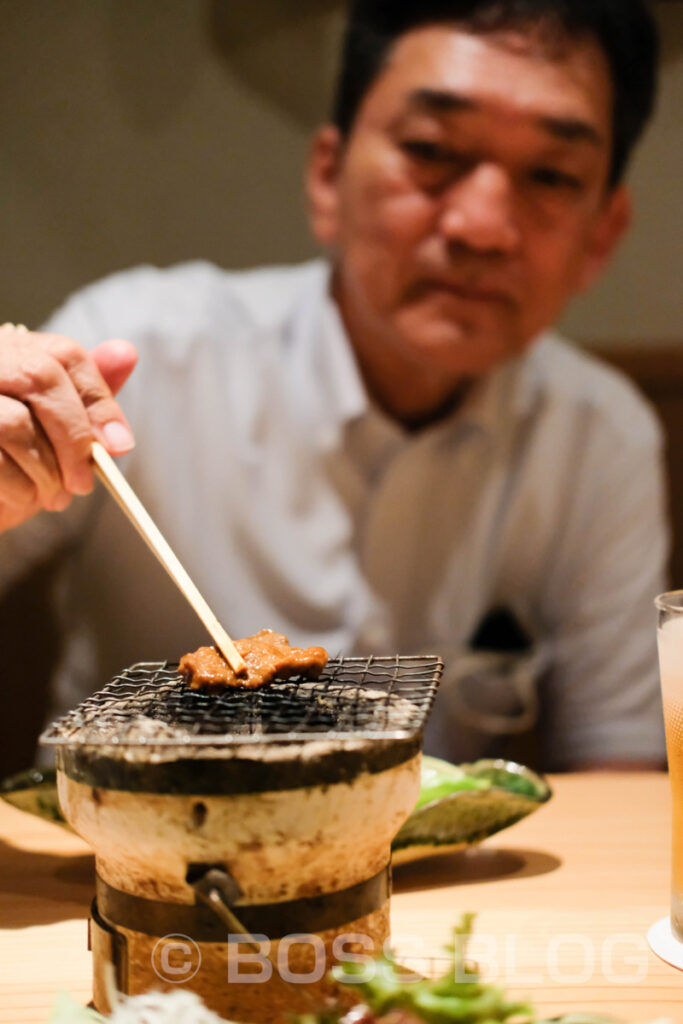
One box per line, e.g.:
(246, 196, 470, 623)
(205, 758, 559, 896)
(101, 420, 135, 454)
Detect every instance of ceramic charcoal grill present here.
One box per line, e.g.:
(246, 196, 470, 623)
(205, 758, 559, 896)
(41, 654, 442, 1023)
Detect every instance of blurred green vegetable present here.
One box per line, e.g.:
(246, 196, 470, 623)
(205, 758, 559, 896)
(415, 758, 492, 810)
(327, 913, 531, 1024)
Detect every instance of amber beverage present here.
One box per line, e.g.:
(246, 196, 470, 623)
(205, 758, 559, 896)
(656, 592, 683, 941)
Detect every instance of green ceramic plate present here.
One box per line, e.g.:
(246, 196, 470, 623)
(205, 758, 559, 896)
(0, 767, 68, 827)
(391, 755, 552, 864)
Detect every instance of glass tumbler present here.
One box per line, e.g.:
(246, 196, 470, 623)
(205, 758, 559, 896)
(656, 590, 683, 940)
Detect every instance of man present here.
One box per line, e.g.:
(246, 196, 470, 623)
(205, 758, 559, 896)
(0, 0, 667, 769)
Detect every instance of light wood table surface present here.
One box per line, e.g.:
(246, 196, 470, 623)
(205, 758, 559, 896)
(0, 772, 680, 1022)
(393, 772, 680, 1020)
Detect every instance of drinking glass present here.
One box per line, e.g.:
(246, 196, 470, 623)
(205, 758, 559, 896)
(655, 590, 683, 941)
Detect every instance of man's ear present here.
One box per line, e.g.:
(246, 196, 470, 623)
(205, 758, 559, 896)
(574, 185, 632, 293)
(305, 125, 345, 246)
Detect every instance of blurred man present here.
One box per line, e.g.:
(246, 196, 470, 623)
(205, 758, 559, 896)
(0, 0, 667, 769)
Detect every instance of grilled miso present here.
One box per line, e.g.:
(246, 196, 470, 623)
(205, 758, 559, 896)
(179, 629, 329, 690)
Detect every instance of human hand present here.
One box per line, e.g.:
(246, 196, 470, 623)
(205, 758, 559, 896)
(0, 325, 138, 532)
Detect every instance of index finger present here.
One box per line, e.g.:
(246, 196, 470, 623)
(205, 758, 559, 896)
(42, 334, 136, 454)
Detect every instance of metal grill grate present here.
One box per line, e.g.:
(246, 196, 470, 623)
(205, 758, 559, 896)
(40, 655, 443, 749)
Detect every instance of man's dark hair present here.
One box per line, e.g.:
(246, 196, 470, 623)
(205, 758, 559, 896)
(332, 0, 659, 186)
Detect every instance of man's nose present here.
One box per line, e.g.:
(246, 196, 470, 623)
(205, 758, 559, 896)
(438, 163, 520, 255)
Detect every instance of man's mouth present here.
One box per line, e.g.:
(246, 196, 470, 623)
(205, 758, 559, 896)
(412, 278, 517, 306)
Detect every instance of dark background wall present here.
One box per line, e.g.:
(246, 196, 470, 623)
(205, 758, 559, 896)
(0, 0, 681, 342)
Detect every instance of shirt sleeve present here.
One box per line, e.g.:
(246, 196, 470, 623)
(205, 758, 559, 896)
(540, 393, 669, 769)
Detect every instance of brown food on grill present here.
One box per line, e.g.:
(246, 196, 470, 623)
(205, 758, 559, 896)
(178, 629, 329, 690)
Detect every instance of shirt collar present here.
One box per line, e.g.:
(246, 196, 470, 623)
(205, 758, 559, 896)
(280, 261, 370, 448)
(454, 345, 543, 437)
(317, 277, 370, 426)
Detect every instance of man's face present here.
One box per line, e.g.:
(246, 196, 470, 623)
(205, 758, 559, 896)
(308, 25, 628, 392)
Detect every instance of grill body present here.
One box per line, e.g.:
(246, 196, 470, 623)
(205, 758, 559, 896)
(43, 656, 442, 1022)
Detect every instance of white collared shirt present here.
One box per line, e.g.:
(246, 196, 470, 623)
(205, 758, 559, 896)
(0, 259, 668, 767)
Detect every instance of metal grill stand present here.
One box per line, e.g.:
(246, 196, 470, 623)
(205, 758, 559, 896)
(43, 656, 442, 1024)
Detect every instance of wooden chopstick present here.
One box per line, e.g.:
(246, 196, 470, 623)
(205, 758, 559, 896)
(90, 441, 247, 676)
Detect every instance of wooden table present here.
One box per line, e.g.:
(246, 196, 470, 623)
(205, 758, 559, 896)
(0, 773, 680, 1022)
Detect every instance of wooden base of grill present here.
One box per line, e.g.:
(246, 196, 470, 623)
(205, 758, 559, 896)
(90, 897, 390, 1022)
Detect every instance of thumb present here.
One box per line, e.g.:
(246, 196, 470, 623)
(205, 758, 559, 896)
(92, 338, 139, 396)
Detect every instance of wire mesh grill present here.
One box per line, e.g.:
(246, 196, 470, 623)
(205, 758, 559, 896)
(41, 655, 442, 749)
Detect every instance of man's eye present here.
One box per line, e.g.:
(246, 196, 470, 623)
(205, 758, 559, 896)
(530, 167, 583, 190)
(401, 140, 454, 163)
